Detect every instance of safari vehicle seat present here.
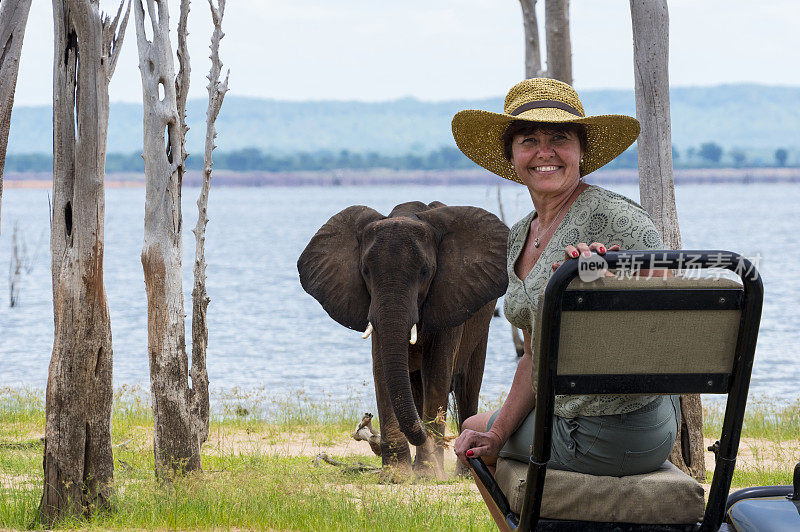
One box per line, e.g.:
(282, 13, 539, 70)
(494, 459, 704, 524)
(469, 250, 763, 532)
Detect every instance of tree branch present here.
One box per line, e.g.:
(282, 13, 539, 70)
(0, 0, 33, 234)
(176, 0, 190, 164)
(313, 452, 381, 473)
(495, 185, 524, 356)
(350, 413, 382, 456)
(544, 0, 572, 84)
(519, 0, 543, 78)
(190, 0, 226, 450)
(103, 0, 131, 80)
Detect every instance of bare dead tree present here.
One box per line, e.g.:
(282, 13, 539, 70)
(544, 0, 572, 84)
(630, 0, 681, 249)
(8, 219, 36, 306)
(496, 185, 524, 357)
(519, 0, 543, 78)
(40, 0, 129, 525)
(134, 0, 197, 477)
(0, 0, 33, 233)
(518, 0, 571, 83)
(134, 0, 227, 477)
(630, 0, 705, 482)
(8, 221, 22, 306)
(190, 0, 228, 450)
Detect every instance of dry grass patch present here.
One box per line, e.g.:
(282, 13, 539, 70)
(205, 428, 376, 458)
(704, 437, 800, 471)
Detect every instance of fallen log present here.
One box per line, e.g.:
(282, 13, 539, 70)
(313, 452, 381, 474)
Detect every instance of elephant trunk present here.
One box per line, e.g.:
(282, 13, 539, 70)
(374, 313, 427, 447)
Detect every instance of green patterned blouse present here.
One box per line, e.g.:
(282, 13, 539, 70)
(503, 185, 664, 418)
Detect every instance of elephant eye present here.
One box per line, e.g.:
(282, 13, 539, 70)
(362, 266, 370, 277)
(420, 266, 430, 277)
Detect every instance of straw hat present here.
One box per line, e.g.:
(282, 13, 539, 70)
(452, 78, 640, 183)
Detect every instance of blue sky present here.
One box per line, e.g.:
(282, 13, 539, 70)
(13, 0, 800, 106)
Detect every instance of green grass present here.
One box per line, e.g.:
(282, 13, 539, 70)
(703, 396, 800, 441)
(2, 455, 494, 531)
(0, 388, 797, 530)
(703, 397, 800, 490)
(0, 387, 494, 531)
(708, 468, 794, 490)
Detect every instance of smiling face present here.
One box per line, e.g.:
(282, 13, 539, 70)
(509, 127, 584, 195)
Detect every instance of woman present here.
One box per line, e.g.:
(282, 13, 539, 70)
(451, 78, 680, 477)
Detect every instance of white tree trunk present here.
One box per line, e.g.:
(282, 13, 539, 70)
(190, 0, 228, 449)
(41, 0, 128, 525)
(134, 0, 226, 476)
(630, 0, 705, 482)
(631, 0, 680, 249)
(134, 0, 200, 477)
(544, 0, 571, 85)
(519, 0, 543, 79)
(0, 0, 33, 233)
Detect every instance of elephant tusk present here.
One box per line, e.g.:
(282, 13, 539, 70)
(409, 324, 417, 345)
(362, 322, 374, 339)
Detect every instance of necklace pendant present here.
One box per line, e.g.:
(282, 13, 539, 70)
(533, 238, 540, 248)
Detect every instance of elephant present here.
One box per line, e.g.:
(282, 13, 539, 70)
(297, 201, 509, 479)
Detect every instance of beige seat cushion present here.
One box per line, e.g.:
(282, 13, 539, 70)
(495, 458, 705, 524)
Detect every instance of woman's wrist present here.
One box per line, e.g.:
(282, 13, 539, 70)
(487, 427, 505, 447)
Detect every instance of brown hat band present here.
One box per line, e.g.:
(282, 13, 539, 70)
(509, 100, 583, 117)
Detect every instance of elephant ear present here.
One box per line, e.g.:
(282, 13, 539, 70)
(417, 206, 509, 330)
(297, 206, 384, 331)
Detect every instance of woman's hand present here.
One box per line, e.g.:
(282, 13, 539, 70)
(453, 428, 504, 466)
(551, 242, 620, 271)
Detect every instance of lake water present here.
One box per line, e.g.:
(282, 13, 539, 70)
(1, 183, 798, 413)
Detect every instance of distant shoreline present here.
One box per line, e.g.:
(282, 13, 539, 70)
(4, 167, 800, 189)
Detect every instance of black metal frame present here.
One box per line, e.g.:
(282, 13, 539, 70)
(469, 250, 763, 532)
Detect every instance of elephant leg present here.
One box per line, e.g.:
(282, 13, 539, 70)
(410, 370, 424, 420)
(453, 337, 488, 477)
(372, 343, 412, 480)
(414, 327, 462, 480)
(454, 328, 488, 431)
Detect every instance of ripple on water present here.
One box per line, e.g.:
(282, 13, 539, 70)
(0, 183, 798, 405)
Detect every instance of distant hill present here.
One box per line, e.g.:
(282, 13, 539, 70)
(7, 84, 800, 157)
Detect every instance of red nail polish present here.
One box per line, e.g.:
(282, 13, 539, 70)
(466, 450, 474, 457)
(599, 247, 606, 253)
(571, 251, 579, 258)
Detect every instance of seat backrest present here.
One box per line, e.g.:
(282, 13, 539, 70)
(517, 252, 763, 532)
(532, 275, 744, 395)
